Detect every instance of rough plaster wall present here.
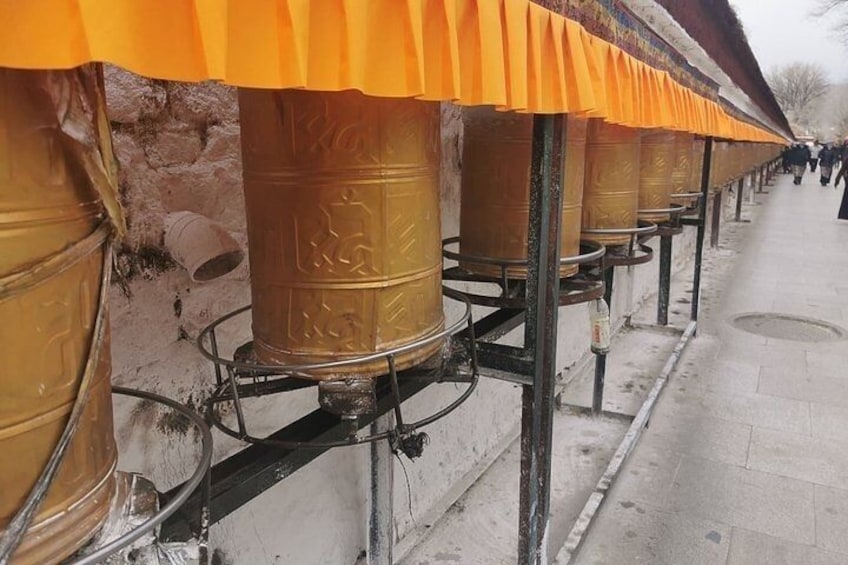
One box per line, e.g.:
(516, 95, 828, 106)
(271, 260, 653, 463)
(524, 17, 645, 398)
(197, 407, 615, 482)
(104, 65, 244, 250)
(102, 67, 697, 564)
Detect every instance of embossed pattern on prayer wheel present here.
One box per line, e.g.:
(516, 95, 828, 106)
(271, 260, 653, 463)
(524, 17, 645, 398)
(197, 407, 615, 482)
(711, 142, 728, 191)
(459, 109, 587, 279)
(0, 68, 116, 565)
(582, 119, 641, 246)
(670, 132, 695, 205)
(638, 130, 676, 223)
(691, 138, 705, 192)
(239, 89, 444, 378)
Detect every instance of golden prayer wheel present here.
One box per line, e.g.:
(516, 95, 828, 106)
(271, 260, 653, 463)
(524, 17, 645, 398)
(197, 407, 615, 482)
(638, 130, 676, 223)
(582, 119, 641, 246)
(0, 68, 116, 564)
(670, 132, 696, 206)
(710, 141, 728, 191)
(691, 138, 706, 192)
(459, 108, 587, 279)
(238, 89, 444, 380)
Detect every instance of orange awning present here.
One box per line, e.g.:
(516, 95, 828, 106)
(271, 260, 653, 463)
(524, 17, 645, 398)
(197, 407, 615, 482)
(0, 0, 784, 143)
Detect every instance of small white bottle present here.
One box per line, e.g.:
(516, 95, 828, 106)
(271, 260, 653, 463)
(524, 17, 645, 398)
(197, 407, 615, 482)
(590, 299, 611, 354)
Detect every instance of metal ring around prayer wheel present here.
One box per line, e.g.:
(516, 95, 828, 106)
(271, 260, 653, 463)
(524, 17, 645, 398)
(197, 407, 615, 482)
(238, 89, 445, 380)
(0, 67, 117, 565)
(581, 119, 641, 247)
(458, 108, 587, 279)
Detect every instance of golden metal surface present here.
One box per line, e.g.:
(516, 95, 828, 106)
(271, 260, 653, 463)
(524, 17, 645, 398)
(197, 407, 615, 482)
(582, 119, 641, 246)
(239, 89, 444, 378)
(711, 141, 730, 190)
(691, 138, 705, 192)
(0, 67, 116, 564)
(459, 109, 586, 278)
(638, 130, 675, 222)
(670, 133, 695, 204)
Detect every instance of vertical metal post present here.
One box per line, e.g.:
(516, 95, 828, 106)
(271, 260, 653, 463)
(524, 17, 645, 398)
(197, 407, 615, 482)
(518, 114, 565, 565)
(657, 234, 672, 325)
(734, 177, 745, 221)
(593, 265, 614, 413)
(757, 165, 765, 193)
(691, 137, 713, 322)
(368, 414, 393, 565)
(710, 188, 722, 248)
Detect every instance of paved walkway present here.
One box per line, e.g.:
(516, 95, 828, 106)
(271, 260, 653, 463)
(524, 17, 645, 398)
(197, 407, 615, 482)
(575, 168, 848, 564)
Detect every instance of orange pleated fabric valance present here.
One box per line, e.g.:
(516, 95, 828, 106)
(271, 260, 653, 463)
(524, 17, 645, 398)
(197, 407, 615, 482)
(0, 0, 784, 143)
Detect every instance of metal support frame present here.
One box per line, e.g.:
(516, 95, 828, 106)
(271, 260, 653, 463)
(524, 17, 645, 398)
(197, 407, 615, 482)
(656, 233, 673, 326)
(691, 137, 714, 323)
(368, 414, 393, 565)
(592, 266, 615, 414)
(756, 165, 766, 194)
(518, 113, 565, 565)
(734, 176, 745, 222)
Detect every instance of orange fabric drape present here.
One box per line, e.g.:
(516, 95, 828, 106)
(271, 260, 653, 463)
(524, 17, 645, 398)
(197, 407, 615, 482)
(0, 0, 785, 143)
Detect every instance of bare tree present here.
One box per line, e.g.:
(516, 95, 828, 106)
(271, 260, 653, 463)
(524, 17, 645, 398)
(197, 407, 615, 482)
(766, 63, 830, 130)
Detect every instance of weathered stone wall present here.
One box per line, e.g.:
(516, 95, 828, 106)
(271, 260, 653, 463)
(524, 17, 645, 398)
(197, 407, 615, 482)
(105, 66, 244, 250)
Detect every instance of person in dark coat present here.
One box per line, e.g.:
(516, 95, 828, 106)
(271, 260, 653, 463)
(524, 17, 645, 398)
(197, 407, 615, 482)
(787, 143, 810, 185)
(818, 144, 837, 186)
(836, 152, 848, 219)
(781, 145, 791, 173)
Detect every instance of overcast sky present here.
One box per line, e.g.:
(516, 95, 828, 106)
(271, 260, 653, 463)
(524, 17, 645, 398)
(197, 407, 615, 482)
(730, 0, 848, 83)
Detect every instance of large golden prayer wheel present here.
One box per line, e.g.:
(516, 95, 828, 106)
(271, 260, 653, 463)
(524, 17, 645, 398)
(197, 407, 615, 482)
(638, 130, 676, 223)
(459, 109, 587, 279)
(582, 120, 641, 246)
(711, 142, 729, 191)
(691, 138, 705, 191)
(0, 68, 116, 564)
(238, 89, 444, 379)
(670, 132, 695, 205)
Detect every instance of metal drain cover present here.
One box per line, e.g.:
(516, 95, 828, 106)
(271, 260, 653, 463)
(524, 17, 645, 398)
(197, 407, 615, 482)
(730, 313, 847, 342)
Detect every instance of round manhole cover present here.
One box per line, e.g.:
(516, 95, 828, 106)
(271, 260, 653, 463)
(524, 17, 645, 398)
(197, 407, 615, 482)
(730, 313, 847, 342)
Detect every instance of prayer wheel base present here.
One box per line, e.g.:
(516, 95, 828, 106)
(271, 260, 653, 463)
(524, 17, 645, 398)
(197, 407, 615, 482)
(254, 331, 446, 381)
(8, 470, 115, 565)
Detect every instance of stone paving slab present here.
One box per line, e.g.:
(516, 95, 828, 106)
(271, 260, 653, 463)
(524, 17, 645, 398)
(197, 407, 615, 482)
(726, 527, 847, 565)
(814, 485, 848, 555)
(810, 401, 848, 440)
(759, 366, 848, 407)
(663, 455, 816, 546)
(747, 427, 848, 491)
(573, 502, 731, 565)
(651, 385, 811, 435)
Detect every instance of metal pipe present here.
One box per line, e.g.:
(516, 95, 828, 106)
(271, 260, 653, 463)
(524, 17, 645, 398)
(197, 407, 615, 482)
(592, 266, 615, 414)
(691, 137, 714, 323)
(734, 177, 744, 222)
(757, 165, 765, 193)
(657, 235, 672, 326)
(368, 414, 393, 565)
(710, 189, 722, 248)
(518, 114, 565, 565)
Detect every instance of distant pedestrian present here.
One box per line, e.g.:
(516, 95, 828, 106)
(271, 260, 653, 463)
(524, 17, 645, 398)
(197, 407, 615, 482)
(781, 145, 791, 173)
(809, 141, 821, 172)
(818, 144, 837, 186)
(788, 143, 809, 185)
